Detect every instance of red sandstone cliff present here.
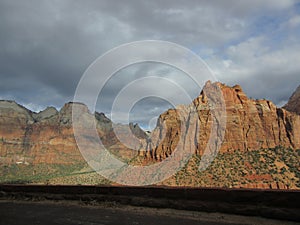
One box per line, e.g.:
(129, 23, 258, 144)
(1, 82, 300, 165)
(0, 82, 299, 188)
(139, 82, 300, 162)
(0, 83, 300, 163)
(0, 101, 145, 165)
(0, 101, 83, 165)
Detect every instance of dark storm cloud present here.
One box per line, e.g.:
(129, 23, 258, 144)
(96, 62, 200, 117)
(0, 0, 135, 109)
(0, 0, 299, 128)
(0, 1, 87, 106)
(129, 97, 173, 130)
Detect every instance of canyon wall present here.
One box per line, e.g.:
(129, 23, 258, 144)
(1, 82, 300, 166)
(140, 82, 300, 161)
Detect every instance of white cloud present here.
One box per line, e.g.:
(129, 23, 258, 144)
(287, 15, 300, 28)
(280, 15, 300, 30)
(22, 103, 44, 113)
(206, 13, 300, 105)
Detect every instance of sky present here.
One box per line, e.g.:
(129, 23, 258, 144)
(0, 0, 300, 130)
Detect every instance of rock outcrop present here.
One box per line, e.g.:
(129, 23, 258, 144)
(284, 85, 300, 115)
(139, 82, 300, 162)
(0, 101, 144, 165)
(0, 102, 84, 165)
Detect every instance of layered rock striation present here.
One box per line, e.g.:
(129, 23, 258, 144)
(139, 82, 300, 162)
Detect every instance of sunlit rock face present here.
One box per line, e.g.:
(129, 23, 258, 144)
(139, 82, 300, 163)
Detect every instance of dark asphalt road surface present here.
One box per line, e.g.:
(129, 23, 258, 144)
(0, 201, 227, 225)
(0, 201, 297, 225)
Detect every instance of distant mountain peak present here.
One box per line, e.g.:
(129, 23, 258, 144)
(284, 85, 300, 115)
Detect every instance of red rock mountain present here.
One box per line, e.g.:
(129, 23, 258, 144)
(139, 82, 300, 162)
(0, 82, 299, 188)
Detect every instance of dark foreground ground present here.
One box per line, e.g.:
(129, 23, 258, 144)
(0, 200, 299, 225)
(0, 185, 299, 224)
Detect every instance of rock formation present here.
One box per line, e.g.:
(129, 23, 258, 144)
(0, 101, 144, 165)
(0, 101, 82, 165)
(139, 82, 300, 162)
(0, 82, 299, 189)
(284, 85, 300, 115)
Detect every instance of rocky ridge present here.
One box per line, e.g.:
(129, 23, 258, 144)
(138, 82, 300, 163)
(0, 82, 299, 189)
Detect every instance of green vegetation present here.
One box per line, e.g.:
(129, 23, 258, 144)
(162, 146, 300, 189)
(1, 146, 299, 188)
(0, 163, 107, 185)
